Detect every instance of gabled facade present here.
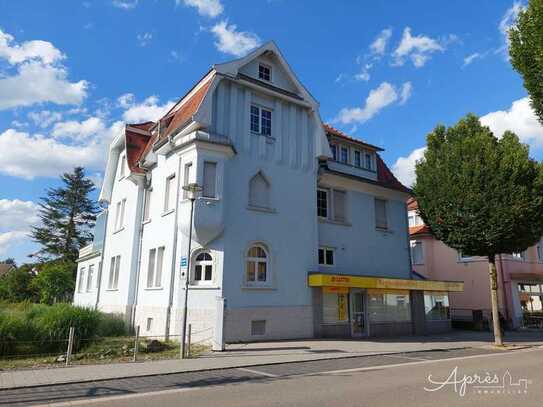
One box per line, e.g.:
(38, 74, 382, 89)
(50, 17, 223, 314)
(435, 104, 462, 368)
(408, 198, 543, 329)
(75, 42, 462, 345)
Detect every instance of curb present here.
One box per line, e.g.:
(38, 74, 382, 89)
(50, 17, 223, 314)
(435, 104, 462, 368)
(0, 346, 480, 391)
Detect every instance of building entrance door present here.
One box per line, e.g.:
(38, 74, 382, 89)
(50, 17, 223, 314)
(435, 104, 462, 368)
(350, 289, 367, 337)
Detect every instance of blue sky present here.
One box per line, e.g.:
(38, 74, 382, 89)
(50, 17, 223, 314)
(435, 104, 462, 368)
(1, 0, 541, 264)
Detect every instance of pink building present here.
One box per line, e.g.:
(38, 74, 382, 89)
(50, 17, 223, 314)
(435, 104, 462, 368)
(408, 198, 543, 329)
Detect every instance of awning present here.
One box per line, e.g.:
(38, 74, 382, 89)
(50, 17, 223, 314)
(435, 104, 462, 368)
(308, 273, 464, 292)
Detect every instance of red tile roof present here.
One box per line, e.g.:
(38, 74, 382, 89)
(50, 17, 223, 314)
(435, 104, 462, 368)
(324, 124, 384, 152)
(375, 155, 411, 193)
(407, 197, 418, 210)
(409, 224, 431, 236)
(125, 125, 152, 174)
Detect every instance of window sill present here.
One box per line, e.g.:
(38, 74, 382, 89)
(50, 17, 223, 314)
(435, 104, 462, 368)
(105, 288, 119, 292)
(144, 286, 164, 291)
(161, 209, 175, 217)
(247, 205, 277, 214)
(189, 285, 221, 290)
(319, 264, 335, 268)
(318, 218, 351, 227)
(375, 227, 393, 234)
(241, 285, 276, 291)
(251, 131, 276, 141)
(113, 227, 125, 235)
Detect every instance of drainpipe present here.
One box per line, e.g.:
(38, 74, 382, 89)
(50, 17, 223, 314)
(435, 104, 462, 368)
(164, 148, 184, 339)
(94, 206, 109, 311)
(130, 177, 148, 328)
(498, 254, 510, 323)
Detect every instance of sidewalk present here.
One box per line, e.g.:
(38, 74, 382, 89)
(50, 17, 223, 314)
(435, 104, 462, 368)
(1, 330, 541, 390)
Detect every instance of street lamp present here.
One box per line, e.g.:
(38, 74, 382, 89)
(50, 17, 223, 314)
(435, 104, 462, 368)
(180, 182, 202, 359)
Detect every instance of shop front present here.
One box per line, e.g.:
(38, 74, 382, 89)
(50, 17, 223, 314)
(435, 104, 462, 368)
(309, 273, 464, 338)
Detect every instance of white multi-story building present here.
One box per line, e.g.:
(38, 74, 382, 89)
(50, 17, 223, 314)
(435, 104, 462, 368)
(74, 42, 462, 348)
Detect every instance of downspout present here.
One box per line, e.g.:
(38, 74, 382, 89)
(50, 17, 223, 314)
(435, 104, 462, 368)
(130, 176, 148, 328)
(94, 206, 109, 311)
(498, 254, 509, 323)
(164, 140, 184, 339)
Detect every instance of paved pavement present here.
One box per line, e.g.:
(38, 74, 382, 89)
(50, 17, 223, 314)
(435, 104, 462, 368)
(0, 330, 541, 391)
(1, 346, 541, 406)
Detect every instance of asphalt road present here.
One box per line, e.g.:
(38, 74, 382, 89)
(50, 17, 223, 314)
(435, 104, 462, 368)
(1, 346, 542, 406)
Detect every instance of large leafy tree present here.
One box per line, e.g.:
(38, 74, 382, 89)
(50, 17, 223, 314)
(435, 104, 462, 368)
(414, 114, 543, 345)
(509, 0, 543, 124)
(31, 167, 99, 264)
(30, 261, 75, 304)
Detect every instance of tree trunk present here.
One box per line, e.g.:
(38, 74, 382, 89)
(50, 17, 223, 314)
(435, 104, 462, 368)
(488, 256, 503, 346)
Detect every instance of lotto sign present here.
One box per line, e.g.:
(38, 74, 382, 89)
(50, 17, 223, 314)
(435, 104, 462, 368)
(180, 256, 188, 269)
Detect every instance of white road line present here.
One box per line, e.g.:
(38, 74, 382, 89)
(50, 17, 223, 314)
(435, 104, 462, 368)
(382, 354, 428, 361)
(237, 367, 278, 378)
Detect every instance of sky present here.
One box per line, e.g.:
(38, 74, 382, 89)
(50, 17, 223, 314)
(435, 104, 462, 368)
(1, 0, 542, 264)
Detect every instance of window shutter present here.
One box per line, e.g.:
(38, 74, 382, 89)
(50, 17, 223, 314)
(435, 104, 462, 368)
(203, 162, 217, 198)
(375, 198, 387, 229)
(333, 190, 346, 222)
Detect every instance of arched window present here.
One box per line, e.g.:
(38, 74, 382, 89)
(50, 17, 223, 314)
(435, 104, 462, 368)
(249, 172, 270, 209)
(246, 244, 269, 285)
(193, 251, 213, 283)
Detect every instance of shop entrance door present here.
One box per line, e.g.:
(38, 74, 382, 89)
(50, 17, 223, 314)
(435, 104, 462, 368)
(350, 289, 367, 337)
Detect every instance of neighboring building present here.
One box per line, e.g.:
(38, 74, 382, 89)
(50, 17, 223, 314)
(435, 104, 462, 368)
(0, 262, 15, 278)
(74, 42, 462, 346)
(408, 197, 543, 329)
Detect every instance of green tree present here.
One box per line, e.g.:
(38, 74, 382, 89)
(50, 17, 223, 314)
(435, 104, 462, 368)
(0, 258, 16, 267)
(0, 268, 37, 302)
(509, 0, 543, 125)
(31, 261, 75, 304)
(413, 114, 543, 346)
(31, 167, 99, 264)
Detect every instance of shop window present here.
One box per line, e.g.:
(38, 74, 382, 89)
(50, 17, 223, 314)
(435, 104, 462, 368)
(424, 292, 450, 320)
(322, 291, 348, 324)
(368, 290, 411, 322)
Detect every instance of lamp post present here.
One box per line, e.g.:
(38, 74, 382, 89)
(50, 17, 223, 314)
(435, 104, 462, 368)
(180, 182, 202, 359)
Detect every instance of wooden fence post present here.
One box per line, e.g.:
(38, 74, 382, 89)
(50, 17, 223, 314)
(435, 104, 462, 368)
(66, 326, 75, 366)
(133, 325, 140, 362)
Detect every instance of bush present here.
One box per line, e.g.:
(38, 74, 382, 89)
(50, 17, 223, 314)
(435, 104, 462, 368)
(31, 262, 75, 304)
(97, 313, 128, 337)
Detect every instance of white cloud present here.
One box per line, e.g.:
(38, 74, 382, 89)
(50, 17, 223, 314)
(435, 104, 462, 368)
(210, 20, 260, 57)
(112, 0, 138, 9)
(354, 64, 371, 82)
(399, 82, 413, 105)
(137, 32, 152, 47)
(0, 122, 122, 179)
(370, 28, 392, 56)
(499, 2, 523, 48)
(0, 231, 28, 256)
(392, 27, 444, 68)
(0, 29, 64, 65)
(117, 93, 135, 109)
(51, 117, 106, 140)
(480, 97, 543, 147)
(27, 110, 63, 128)
(463, 52, 482, 67)
(180, 0, 223, 18)
(335, 81, 411, 125)
(0, 29, 88, 110)
(391, 146, 427, 187)
(0, 199, 39, 231)
(122, 96, 175, 123)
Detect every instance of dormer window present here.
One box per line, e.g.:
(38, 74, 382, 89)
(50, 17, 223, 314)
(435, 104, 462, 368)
(340, 146, 349, 164)
(258, 63, 271, 81)
(364, 151, 373, 170)
(330, 145, 337, 161)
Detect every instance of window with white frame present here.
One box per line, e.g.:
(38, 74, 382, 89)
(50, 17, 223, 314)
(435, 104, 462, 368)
(143, 188, 152, 222)
(119, 155, 126, 178)
(164, 174, 176, 212)
(114, 199, 126, 231)
(318, 247, 334, 266)
(354, 150, 361, 167)
(249, 172, 271, 209)
(108, 255, 121, 290)
(146, 246, 164, 288)
(317, 189, 328, 218)
(258, 63, 271, 81)
(330, 144, 337, 161)
(250, 105, 272, 136)
(203, 161, 217, 198)
(410, 241, 424, 265)
(245, 244, 269, 286)
(193, 252, 213, 283)
(408, 211, 423, 227)
(364, 151, 373, 170)
(340, 146, 349, 163)
(374, 198, 388, 229)
(183, 163, 192, 200)
(86, 264, 94, 292)
(77, 267, 85, 293)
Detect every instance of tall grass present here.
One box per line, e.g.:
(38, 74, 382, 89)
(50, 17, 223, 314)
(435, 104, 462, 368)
(0, 302, 128, 357)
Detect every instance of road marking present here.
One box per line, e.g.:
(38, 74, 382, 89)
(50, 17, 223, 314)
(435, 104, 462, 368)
(382, 354, 428, 361)
(33, 347, 541, 406)
(237, 367, 278, 377)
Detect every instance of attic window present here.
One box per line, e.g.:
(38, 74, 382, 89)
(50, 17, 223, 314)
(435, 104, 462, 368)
(258, 64, 271, 81)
